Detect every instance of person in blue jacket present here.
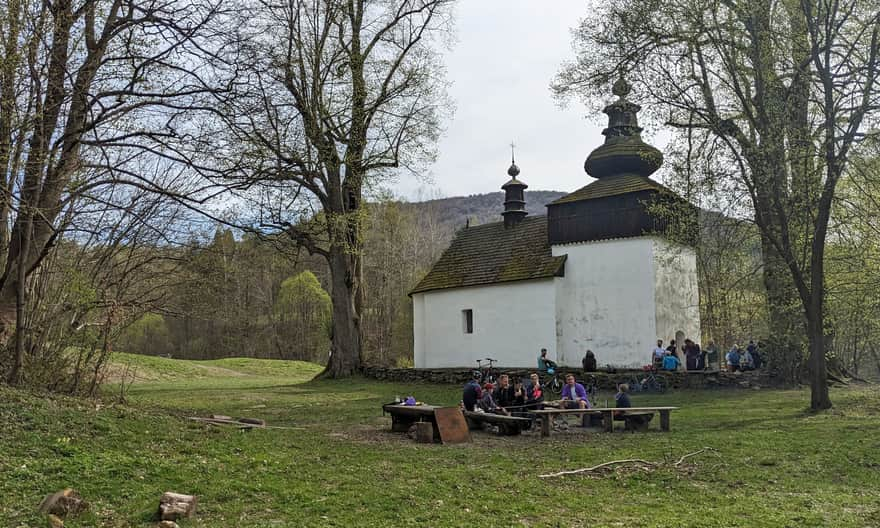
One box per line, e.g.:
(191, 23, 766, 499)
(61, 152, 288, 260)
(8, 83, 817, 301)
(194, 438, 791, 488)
(662, 351, 680, 371)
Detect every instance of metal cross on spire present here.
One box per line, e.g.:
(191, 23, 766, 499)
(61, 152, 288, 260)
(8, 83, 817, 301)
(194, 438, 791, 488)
(510, 141, 516, 164)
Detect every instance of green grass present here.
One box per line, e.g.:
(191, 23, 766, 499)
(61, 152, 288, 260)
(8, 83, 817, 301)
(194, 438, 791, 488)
(2, 355, 880, 527)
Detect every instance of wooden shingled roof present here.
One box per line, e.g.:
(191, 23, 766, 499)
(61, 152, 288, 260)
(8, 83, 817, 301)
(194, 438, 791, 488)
(549, 174, 672, 205)
(409, 215, 566, 295)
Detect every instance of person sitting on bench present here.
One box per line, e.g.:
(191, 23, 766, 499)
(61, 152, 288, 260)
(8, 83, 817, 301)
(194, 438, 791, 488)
(560, 374, 591, 409)
(479, 383, 509, 415)
(614, 383, 652, 429)
(461, 372, 482, 412)
(525, 373, 544, 410)
(494, 374, 523, 409)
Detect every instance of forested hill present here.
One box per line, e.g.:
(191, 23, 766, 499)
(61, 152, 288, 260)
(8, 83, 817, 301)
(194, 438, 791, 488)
(399, 190, 567, 234)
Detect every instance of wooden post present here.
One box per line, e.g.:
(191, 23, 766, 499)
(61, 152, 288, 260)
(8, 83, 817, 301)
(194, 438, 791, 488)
(540, 416, 551, 437)
(660, 410, 670, 432)
(602, 411, 613, 432)
(414, 422, 434, 443)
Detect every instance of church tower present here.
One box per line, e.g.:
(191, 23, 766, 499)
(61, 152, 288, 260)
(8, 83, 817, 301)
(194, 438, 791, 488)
(546, 77, 700, 367)
(501, 153, 528, 228)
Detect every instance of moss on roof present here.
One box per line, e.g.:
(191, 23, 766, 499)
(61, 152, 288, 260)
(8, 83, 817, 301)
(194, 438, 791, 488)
(410, 215, 566, 295)
(549, 174, 672, 205)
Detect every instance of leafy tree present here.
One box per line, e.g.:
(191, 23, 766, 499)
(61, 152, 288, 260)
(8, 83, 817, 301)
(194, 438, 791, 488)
(0, 0, 225, 384)
(274, 271, 332, 363)
(556, 0, 880, 409)
(118, 314, 172, 357)
(206, 0, 454, 377)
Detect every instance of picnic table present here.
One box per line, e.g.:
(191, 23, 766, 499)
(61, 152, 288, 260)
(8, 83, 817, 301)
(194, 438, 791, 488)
(382, 403, 441, 434)
(530, 405, 679, 437)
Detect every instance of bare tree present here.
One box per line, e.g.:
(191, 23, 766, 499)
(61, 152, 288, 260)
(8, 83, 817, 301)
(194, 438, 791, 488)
(206, 0, 453, 377)
(555, 0, 880, 409)
(0, 0, 227, 384)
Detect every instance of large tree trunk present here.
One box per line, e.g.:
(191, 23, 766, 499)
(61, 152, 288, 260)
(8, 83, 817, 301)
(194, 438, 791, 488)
(806, 299, 831, 410)
(323, 244, 361, 378)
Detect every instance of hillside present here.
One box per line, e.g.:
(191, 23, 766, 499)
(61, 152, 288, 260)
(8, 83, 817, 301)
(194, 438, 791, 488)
(402, 189, 567, 235)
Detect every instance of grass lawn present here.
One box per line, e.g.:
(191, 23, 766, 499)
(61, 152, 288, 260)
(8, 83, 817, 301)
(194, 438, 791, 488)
(2, 354, 879, 527)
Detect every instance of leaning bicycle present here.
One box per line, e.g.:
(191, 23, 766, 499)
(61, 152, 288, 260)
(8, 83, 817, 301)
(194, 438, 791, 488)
(473, 358, 498, 385)
(629, 370, 666, 393)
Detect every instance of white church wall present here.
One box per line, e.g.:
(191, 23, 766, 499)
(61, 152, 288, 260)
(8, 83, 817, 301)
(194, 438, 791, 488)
(551, 238, 658, 368)
(413, 294, 427, 368)
(653, 239, 701, 351)
(412, 279, 556, 368)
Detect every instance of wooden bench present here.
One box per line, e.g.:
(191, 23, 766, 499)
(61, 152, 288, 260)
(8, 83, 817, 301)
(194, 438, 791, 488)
(530, 406, 679, 437)
(462, 411, 532, 435)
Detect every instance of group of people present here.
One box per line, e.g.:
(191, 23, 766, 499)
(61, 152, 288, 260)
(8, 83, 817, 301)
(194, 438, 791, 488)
(462, 373, 541, 415)
(652, 338, 763, 372)
(461, 372, 647, 428)
(462, 372, 592, 416)
(651, 338, 707, 371)
(725, 340, 763, 372)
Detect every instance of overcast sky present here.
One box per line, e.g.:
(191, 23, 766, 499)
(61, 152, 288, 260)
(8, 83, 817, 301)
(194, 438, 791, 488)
(395, 0, 603, 200)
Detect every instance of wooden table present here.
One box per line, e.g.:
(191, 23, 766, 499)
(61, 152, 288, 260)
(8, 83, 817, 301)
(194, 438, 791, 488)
(530, 406, 679, 437)
(382, 403, 441, 433)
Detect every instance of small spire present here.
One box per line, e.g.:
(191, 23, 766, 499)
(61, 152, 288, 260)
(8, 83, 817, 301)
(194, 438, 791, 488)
(501, 150, 527, 228)
(507, 141, 520, 177)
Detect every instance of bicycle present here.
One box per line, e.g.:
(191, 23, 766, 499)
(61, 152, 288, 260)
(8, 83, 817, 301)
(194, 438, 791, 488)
(629, 370, 666, 393)
(582, 374, 600, 401)
(543, 369, 563, 395)
(473, 358, 498, 385)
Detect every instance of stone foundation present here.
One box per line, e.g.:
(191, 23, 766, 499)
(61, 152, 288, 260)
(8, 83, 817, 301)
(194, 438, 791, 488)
(360, 366, 775, 390)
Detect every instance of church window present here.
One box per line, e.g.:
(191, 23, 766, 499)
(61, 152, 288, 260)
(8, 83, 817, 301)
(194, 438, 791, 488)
(462, 309, 473, 334)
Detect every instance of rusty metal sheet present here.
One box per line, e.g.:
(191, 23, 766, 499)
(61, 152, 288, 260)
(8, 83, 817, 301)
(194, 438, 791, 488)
(433, 407, 471, 444)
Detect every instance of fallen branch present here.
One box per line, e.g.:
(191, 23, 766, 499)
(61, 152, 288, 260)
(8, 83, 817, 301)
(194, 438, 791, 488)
(186, 417, 302, 430)
(540, 448, 718, 478)
(674, 447, 717, 467)
(539, 459, 657, 478)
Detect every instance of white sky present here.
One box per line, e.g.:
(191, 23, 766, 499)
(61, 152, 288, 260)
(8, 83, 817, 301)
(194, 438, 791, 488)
(395, 0, 602, 200)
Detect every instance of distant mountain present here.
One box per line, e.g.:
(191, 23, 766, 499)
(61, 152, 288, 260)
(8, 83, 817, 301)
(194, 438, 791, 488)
(403, 190, 567, 235)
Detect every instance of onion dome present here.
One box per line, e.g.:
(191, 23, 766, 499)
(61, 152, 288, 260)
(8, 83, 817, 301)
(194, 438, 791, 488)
(584, 77, 664, 179)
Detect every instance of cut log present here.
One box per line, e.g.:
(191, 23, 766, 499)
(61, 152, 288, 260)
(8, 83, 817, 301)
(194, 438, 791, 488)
(209, 414, 232, 421)
(414, 422, 434, 443)
(158, 492, 197, 521)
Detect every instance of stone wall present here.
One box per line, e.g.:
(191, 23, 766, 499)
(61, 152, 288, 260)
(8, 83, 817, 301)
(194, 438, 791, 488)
(360, 366, 774, 390)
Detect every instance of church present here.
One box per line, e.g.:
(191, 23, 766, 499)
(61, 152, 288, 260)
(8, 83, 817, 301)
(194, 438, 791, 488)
(410, 79, 701, 369)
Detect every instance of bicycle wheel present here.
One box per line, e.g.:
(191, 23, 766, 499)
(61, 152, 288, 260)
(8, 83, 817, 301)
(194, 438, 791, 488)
(548, 376, 563, 395)
(651, 376, 667, 393)
(628, 377, 644, 392)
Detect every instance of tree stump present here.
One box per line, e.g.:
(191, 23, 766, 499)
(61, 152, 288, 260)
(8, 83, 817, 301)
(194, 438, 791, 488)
(414, 422, 434, 443)
(158, 492, 197, 521)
